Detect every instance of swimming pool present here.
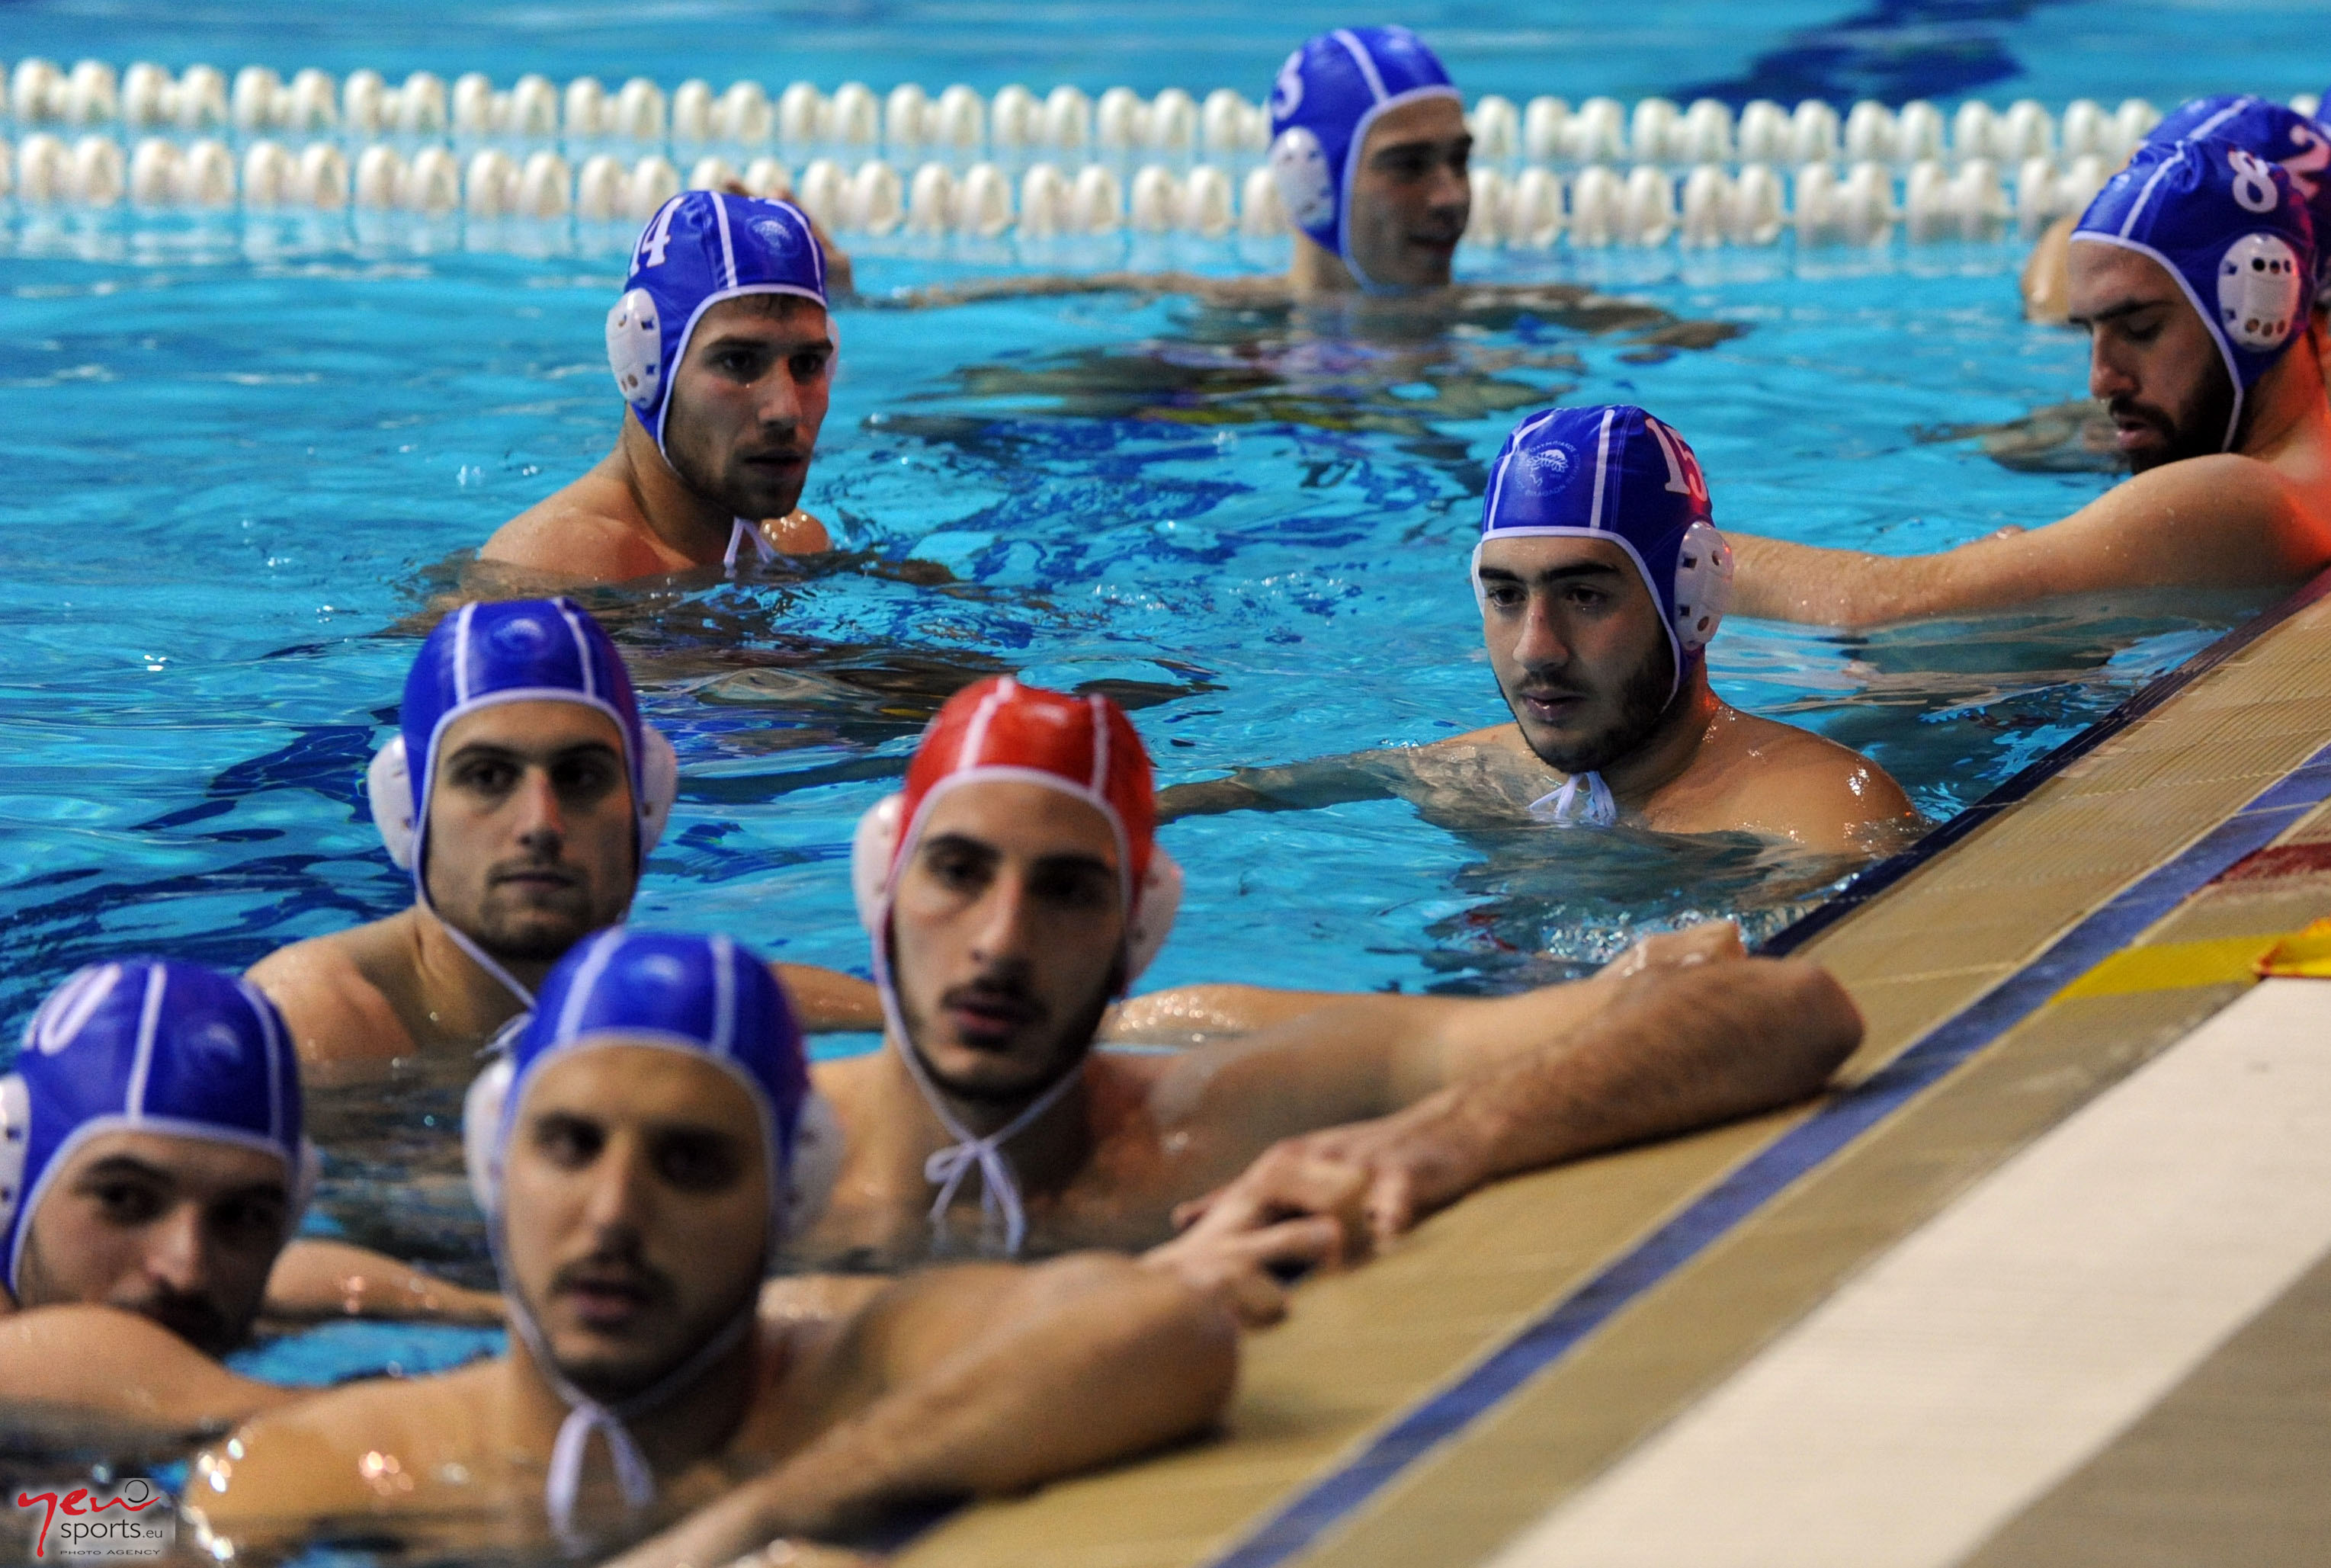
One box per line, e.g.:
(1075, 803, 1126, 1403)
(0, 0, 2311, 1545)
(0, 229, 2247, 1021)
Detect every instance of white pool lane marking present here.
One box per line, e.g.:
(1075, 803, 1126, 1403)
(1485, 976, 2331, 1568)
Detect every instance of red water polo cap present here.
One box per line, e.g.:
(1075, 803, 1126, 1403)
(852, 675, 1182, 986)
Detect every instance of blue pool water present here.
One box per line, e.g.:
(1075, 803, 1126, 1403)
(0, 0, 2307, 1525)
(0, 234, 2246, 1029)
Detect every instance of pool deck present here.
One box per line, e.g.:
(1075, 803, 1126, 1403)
(898, 573, 2331, 1568)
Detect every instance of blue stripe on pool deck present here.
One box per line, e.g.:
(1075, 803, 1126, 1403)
(1204, 734, 2331, 1568)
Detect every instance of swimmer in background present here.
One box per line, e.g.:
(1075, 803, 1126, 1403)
(1730, 136, 2331, 627)
(2022, 96, 2331, 327)
(481, 193, 839, 585)
(885, 26, 1732, 348)
(0, 960, 501, 1440)
(190, 931, 1240, 1566)
(788, 675, 1861, 1273)
(1162, 405, 1920, 857)
(250, 598, 883, 1076)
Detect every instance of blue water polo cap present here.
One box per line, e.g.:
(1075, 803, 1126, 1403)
(2074, 136, 2315, 453)
(2, 960, 307, 1298)
(463, 929, 816, 1232)
(1266, 26, 1459, 289)
(1474, 405, 1733, 698)
(2144, 97, 2331, 291)
(606, 191, 829, 452)
(369, 597, 677, 902)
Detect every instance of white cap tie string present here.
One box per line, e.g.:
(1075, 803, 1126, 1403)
(899, 1044, 1082, 1257)
(1530, 771, 1618, 828)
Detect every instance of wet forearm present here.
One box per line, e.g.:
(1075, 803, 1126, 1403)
(874, 271, 1194, 309)
(0, 1306, 294, 1434)
(774, 964, 883, 1033)
(1108, 982, 1380, 1043)
(1157, 755, 1395, 820)
(1727, 534, 1916, 625)
(1449, 959, 1861, 1178)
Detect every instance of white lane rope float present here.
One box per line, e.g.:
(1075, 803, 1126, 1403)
(5, 60, 2265, 253)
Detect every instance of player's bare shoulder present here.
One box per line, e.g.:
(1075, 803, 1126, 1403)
(1707, 708, 1919, 852)
(246, 915, 418, 1067)
(479, 461, 669, 580)
(190, 1364, 498, 1534)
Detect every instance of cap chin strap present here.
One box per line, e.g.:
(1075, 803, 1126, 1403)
(723, 518, 780, 577)
(436, 922, 540, 1013)
(893, 1033, 1082, 1259)
(1529, 772, 1618, 828)
(495, 1223, 757, 1542)
(543, 1403, 656, 1543)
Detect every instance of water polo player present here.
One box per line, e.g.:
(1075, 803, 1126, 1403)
(191, 929, 1236, 1564)
(2025, 95, 2331, 325)
(250, 597, 880, 1073)
(1160, 405, 1918, 855)
(1260, 24, 1470, 293)
(0, 960, 497, 1435)
(1731, 135, 2331, 626)
(894, 24, 1726, 332)
(483, 191, 838, 582)
(792, 674, 1860, 1269)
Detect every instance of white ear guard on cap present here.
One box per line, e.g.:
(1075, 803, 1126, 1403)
(462, 1051, 515, 1217)
(367, 726, 681, 871)
(1268, 125, 1336, 232)
(291, 1138, 322, 1226)
(851, 793, 1184, 985)
(463, 1050, 840, 1233)
(781, 1091, 844, 1236)
(1671, 520, 1735, 655)
(2219, 232, 2307, 351)
(607, 288, 664, 409)
(0, 1075, 30, 1239)
(848, 794, 907, 929)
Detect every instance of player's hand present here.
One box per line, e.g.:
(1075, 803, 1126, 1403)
(1175, 1095, 1497, 1251)
(1142, 1150, 1370, 1327)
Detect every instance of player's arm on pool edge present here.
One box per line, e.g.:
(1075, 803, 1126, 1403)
(868, 271, 1288, 310)
(1725, 451, 2331, 628)
(1105, 920, 1745, 1046)
(601, 1254, 1239, 1568)
(1178, 955, 1861, 1241)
